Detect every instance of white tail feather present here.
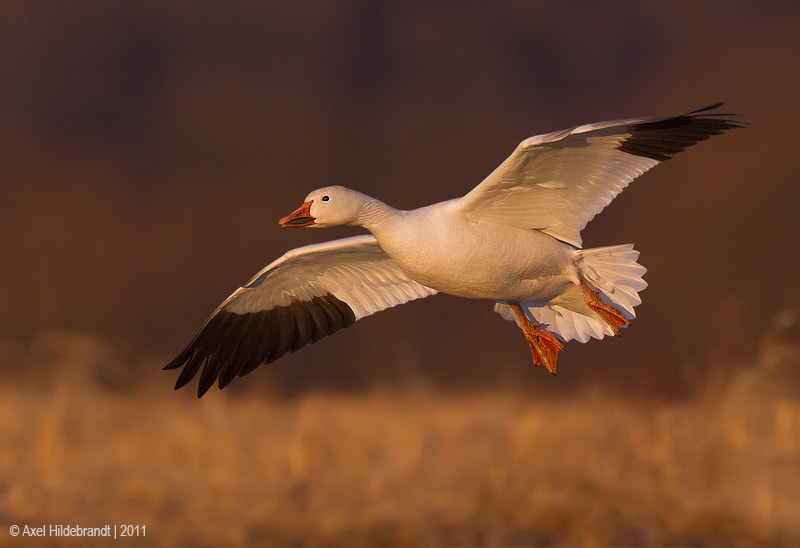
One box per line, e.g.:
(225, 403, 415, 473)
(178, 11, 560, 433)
(493, 244, 647, 344)
(576, 244, 647, 318)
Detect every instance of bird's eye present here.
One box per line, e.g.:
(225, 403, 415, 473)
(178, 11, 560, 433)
(321, 195, 329, 202)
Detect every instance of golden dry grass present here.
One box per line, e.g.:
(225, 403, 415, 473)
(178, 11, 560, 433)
(2, 332, 799, 547)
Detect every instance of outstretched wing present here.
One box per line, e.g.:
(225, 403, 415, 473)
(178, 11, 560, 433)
(457, 104, 746, 247)
(165, 234, 437, 397)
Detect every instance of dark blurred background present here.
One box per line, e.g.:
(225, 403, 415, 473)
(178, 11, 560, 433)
(2, 1, 798, 397)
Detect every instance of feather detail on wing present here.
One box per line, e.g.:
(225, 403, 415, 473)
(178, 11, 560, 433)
(165, 235, 437, 397)
(457, 103, 746, 247)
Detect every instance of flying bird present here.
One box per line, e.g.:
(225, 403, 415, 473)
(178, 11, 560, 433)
(166, 103, 744, 397)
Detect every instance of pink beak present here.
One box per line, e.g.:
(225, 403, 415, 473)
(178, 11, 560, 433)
(279, 200, 316, 227)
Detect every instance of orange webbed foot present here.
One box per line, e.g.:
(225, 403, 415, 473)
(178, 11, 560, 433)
(579, 284, 629, 335)
(510, 305, 564, 374)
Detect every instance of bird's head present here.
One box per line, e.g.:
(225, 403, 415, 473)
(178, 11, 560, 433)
(279, 186, 370, 228)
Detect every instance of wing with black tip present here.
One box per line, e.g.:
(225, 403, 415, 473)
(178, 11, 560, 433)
(165, 235, 437, 397)
(457, 104, 746, 247)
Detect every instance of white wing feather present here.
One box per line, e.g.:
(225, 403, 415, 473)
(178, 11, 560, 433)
(457, 119, 661, 248)
(224, 234, 437, 319)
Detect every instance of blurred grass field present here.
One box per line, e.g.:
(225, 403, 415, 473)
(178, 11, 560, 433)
(2, 325, 799, 547)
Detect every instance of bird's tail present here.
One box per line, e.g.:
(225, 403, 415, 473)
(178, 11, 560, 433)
(494, 244, 647, 343)
(576, 244, 647, 319)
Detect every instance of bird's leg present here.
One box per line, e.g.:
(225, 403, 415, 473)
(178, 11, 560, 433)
(510, 304, 563, 374)
(579, 283, 629, 335)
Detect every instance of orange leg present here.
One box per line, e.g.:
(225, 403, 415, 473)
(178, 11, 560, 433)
(579, 283, 629, 335)
(510, 304, 563, 374)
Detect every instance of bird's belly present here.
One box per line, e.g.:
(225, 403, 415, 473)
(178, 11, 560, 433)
(380, 222, 575, 302)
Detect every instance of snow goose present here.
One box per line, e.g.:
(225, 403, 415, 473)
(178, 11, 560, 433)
(166, 103, 744, 396)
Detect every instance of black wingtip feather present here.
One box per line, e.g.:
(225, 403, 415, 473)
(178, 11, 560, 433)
(165, 293, 357, 397)
(217, 314, 256, 389)
(617, 103, 747, 162)
(174, 352, 205, 390)
(687, 102, 725, 115)
(164, 345, 193, 371)
(289, 302, 312, 352)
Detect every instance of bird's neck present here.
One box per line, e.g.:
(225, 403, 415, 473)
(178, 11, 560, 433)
(352, 197, 402, 233)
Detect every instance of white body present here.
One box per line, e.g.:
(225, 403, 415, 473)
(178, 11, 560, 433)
(369, 200, 575, 302)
